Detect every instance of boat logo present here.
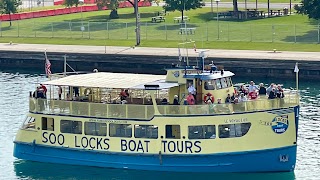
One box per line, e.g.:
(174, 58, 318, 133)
(271, 115, 289, 134)
(173, 71, 180, 78)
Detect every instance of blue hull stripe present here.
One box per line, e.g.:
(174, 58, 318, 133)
(14, 142, 297, 173)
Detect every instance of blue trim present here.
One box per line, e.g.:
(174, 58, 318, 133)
(14, 141, 297, 172)
(294, 105, 300, 141)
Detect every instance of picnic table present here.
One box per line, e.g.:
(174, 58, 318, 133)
(179, 28, 196, 35)
(151, 16, 165, 23)
(174, 16, 190, 23)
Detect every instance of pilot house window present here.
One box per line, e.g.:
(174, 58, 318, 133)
(60, 120, 82, 134)
(21, 116, 36, 130)
(109, 124, 132, 137)
(188, 125, 216, 139)
(219, 123, 251, 138)
(42, 117, 54, 131)
(134, 125, 158, 139)
(84, 122, 107, 136)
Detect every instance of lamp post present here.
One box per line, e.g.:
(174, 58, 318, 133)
(79, 0, 84, 38)
(215, 0, 220, 40)
(134, 0, 141, 46)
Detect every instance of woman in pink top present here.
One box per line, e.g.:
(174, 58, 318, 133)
(186, 93, 195, 105)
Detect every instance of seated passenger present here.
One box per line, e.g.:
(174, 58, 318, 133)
(173, 95, 179, 105)
(161, 98, 168, 105)
(268, 88, 277, 99)
(258, 83, 267, 95)
(238, 93, 247, 102)
(120, 89, 128, 101)
(248, 90, 258, 100)
(225, 94, 232, 103)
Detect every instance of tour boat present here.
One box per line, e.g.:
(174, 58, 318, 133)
(13, 64, 300, 172)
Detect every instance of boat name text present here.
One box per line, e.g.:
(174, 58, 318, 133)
(224, 118, 248, 124)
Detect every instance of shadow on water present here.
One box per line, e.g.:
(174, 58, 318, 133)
(14, 160, 295, 180)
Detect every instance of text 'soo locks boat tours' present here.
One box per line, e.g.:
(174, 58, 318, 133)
(14, 58, 300, 172)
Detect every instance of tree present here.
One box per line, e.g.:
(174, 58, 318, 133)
(163, 0, 204, 20)
(64, 0, 80, 7)
(0, 0, 22, 26)
(97, 0, 120, 19)
(294, 0, 320, 20)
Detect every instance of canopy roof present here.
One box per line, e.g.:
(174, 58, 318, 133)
(42, 72, 178, 89)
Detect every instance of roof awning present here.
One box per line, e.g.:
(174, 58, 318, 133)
(42, 72, 167, 89)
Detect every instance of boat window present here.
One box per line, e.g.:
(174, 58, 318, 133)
(42, 117, 54, 131)
(218, 123, 251, 138)
(227, 77, 233, 87)
(84, 122, 107, 136)
(215, 79, 222, 89)
(21, 116, 36, 130)
(188, 125, 216, 139)
(109, 124, 132, 138)
(204, 80, 215, 90)
(134, 125, 158, 139)
(221, 78, 228, 88)
(60, 120, 82, 134)
(165, 125, 180, 139)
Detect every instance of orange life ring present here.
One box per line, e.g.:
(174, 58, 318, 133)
(204, 93, 214, 104)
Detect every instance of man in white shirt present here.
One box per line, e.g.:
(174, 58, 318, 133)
(187, 83, 196, 100)
(248, 81, 258, 93)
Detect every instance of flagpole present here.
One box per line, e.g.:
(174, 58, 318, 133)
(64, 54, 67, 77)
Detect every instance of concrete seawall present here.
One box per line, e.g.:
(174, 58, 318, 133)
(0, 43, 320, 80)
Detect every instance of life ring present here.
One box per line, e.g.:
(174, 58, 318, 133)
(204, 93, 214, 104)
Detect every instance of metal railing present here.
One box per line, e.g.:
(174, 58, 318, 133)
(1, 21, 319, 43)
(29, 92, 299, 118)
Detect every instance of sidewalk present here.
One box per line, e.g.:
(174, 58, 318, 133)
(0, 43, 319, 61)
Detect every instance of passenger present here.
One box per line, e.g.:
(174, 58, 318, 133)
(187, 83, 196, 101)
(40, 84, 47, 98)
(186, 92, 195, 105)
(124, 89, 130, 97)
(73, 87, 80, 97)
(225, 94, 232, 103)
(248, 81, 258, 93)
(266, 83, 275, 96)
(276, 86, 285, 98)
(173, 95, 179, 105)
(238, 93, 247, 102)
(268, 88, 277, 99)
(120, 89, 128, 101)
(239, 85, 248, 96)
(248, 90, 258, 100)
(230, 93, 236, 103)
(217, 98, 222, 104)
(258, 83, 267, 95)
(58, 86, 62, 100)
(161, 98, 168, 105)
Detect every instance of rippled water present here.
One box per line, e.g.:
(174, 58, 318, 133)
(0, 70, 319, 180)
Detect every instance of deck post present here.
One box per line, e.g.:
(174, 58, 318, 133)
(88, 103, 91, 116)
(126, 104, 128, 118)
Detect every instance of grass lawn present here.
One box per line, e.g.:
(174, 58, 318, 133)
(204, 0, 301, 4)
(0, 6, 319, 51)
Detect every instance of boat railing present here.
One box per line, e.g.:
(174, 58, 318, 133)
(29, 99, 155, 120)
(157, 93, 299, 115)
(29, 92, 299, 118)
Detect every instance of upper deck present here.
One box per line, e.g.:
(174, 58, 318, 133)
(29, 70, 299, 120)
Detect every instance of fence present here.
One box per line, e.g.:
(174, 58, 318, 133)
(1, 21, 320, 43)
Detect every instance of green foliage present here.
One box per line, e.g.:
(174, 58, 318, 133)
(64, 0, 80, 7)
(294, 0, 320, 20)
(0, 0, 22, 26)
(96, 0, 120, 19)
(0, 0, 22, 14)
(163, 0, 204, 13)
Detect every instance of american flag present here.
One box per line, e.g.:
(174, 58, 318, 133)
(44, 51, 52, 76)
(193, 43, 196, 52)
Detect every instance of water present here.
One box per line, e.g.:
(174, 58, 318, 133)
(0, 69, 319, 180)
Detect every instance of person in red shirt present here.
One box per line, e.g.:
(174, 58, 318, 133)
(249, 90, 258, 100)
(40, 84, 47, 98)
(186, 92, 195, 105)
(119, 89, 128, 101)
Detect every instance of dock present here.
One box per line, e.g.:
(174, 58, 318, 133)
(0, 43, 319, 79)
